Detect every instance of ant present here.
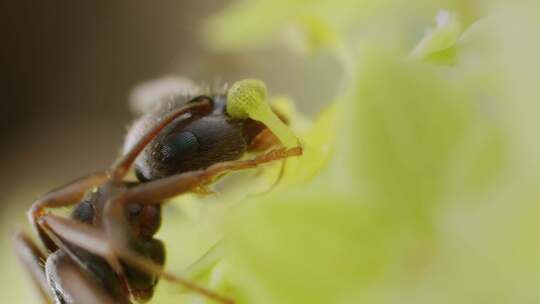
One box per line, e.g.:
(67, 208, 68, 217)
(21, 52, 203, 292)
(13, 78, 302, 304)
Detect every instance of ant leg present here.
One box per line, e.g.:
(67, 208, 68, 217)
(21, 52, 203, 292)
(12, 231, 54, 303)
(58, 147, 299, 303)
(117, 146, 302, 204)
(37, 213, 235, 304)
(109, 99, 212, 181)
(45, 250, 119, 304)
(28, 172, 108, 252)
(101, 147, 301, 244)
(24, 90, 199, 246)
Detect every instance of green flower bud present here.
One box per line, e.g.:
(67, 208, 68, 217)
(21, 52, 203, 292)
(227, 79, 298, 148)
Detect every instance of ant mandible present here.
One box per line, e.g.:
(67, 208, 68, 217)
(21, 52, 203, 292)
(13, 78, 302, 304)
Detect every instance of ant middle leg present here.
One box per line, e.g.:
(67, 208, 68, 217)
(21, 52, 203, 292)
(91, 146, 301, 300)
(13, 230, 117, 304)
(27, 172, 108, 252)
(116, 146, 303, 205)
(101, 146, 301, 265)
(36, 213, 235, 304)
(26, 101, 213, 247)
(34, 214, 133, 304)
(45, 250, 119, 304)
(49, 147, 301, 304)
(12, 231, 54, 304)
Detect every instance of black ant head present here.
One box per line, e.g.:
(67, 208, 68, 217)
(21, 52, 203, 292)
(123, 93, 269, 182)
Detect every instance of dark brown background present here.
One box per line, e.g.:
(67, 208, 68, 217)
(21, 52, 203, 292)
(0, 1, 225, 205)
(0, 1, 335, 300)
(0, 1, 336, 212)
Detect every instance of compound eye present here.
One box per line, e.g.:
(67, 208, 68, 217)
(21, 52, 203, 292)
(160, 131, 199, 163)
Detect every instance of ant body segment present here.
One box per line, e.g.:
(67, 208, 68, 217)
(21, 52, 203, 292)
(13, 79, 302, 304)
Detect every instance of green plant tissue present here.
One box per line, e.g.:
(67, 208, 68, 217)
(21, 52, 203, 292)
(156, 1, 540, 303)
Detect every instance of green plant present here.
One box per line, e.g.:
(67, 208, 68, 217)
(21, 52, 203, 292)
(155, 1, 540, 303)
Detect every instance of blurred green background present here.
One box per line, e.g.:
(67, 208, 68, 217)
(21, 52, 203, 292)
(3, 0, 540, 303)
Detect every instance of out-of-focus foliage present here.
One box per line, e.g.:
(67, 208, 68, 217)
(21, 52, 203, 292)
(155, 1, 540, 303)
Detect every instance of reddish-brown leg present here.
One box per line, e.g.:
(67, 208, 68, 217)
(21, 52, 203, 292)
(80, 147, 300, 304)
(13, 232, 118, 304)
(95, 146, 301, 301)
(116, 146, 302, 205)
(45, 250, 119, 304)
(18, 92, 224, 303)
(101, 146, 302, 249)
(28, 99, 212, 235)
(27, 100, 211, 250)
(28, 172, 108, 252)
(12, 231, 54, 304)
(37, 213, 235, 304)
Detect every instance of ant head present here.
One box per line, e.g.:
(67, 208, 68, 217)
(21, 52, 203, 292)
(123, 92, 268, 182)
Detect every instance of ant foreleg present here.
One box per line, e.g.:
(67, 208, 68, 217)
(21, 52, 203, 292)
(45, 250, 118, 304)
(12, 231, 54, 303)
(37, 213, 235, 304)
(13, 232, 113, 304)
(93, 146, 301, 300)
(27, 172, 108, 252)
(115, 146, 302, 205)
(35, 214, 133, 304)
